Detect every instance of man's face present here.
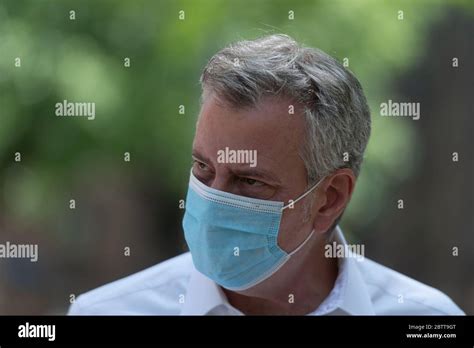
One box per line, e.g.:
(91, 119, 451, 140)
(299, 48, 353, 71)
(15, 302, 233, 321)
(191, 92, 317, 252)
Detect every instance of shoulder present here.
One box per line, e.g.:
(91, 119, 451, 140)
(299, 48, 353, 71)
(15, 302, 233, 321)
(358, 257, 465, 315)
(68, 252, 193, 315)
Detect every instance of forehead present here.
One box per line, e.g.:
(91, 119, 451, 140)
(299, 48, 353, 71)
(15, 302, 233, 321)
(194, 93, 307, 173)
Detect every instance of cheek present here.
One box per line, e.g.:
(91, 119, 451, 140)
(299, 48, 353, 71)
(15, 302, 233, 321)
(277, 206, 313, 253)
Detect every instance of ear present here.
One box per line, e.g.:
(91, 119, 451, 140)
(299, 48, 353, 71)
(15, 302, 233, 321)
(312, 168, 356, 234)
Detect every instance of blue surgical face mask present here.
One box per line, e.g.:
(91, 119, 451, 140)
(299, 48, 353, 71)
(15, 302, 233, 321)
(182, 170, 324, 291)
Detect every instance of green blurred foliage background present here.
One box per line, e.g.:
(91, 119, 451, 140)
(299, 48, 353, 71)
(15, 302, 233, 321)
(0, 0, 472, 314)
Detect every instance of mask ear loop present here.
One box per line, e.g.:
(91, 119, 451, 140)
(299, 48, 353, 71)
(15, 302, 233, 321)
(280, 176, 326, 256)
(288, 228, 315, 256)
(281, 176, 326, 211)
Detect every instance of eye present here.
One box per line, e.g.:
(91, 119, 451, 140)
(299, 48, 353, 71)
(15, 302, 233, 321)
(240, 177, 265, 187)
(237, 176, 276, 199)
(193, 159, 209, 171)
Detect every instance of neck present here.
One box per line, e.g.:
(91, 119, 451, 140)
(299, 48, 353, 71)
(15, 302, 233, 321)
(223, 238, 338, 315)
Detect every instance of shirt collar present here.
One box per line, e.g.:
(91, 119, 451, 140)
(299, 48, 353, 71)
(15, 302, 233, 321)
(330, 226, 375, 315)
(181, 226, 375, 315)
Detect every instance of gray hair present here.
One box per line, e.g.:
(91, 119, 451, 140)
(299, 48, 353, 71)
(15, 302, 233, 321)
(200, 34, 371, 185)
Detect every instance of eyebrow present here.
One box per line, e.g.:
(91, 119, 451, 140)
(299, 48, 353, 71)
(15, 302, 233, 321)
(191, 150, 213, 165)
(191, 150, 281, 185)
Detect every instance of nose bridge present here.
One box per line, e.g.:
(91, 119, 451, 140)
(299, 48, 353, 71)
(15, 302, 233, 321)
(209, 167, 233, 193)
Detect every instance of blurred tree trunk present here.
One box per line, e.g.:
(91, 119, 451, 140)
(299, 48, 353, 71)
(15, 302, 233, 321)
(367, 9, 474, 313)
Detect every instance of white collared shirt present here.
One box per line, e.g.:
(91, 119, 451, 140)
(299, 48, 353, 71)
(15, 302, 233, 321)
(68, 227, 464, 315)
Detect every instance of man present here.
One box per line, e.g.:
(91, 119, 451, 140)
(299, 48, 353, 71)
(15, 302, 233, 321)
(68, 34, 464, 315)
